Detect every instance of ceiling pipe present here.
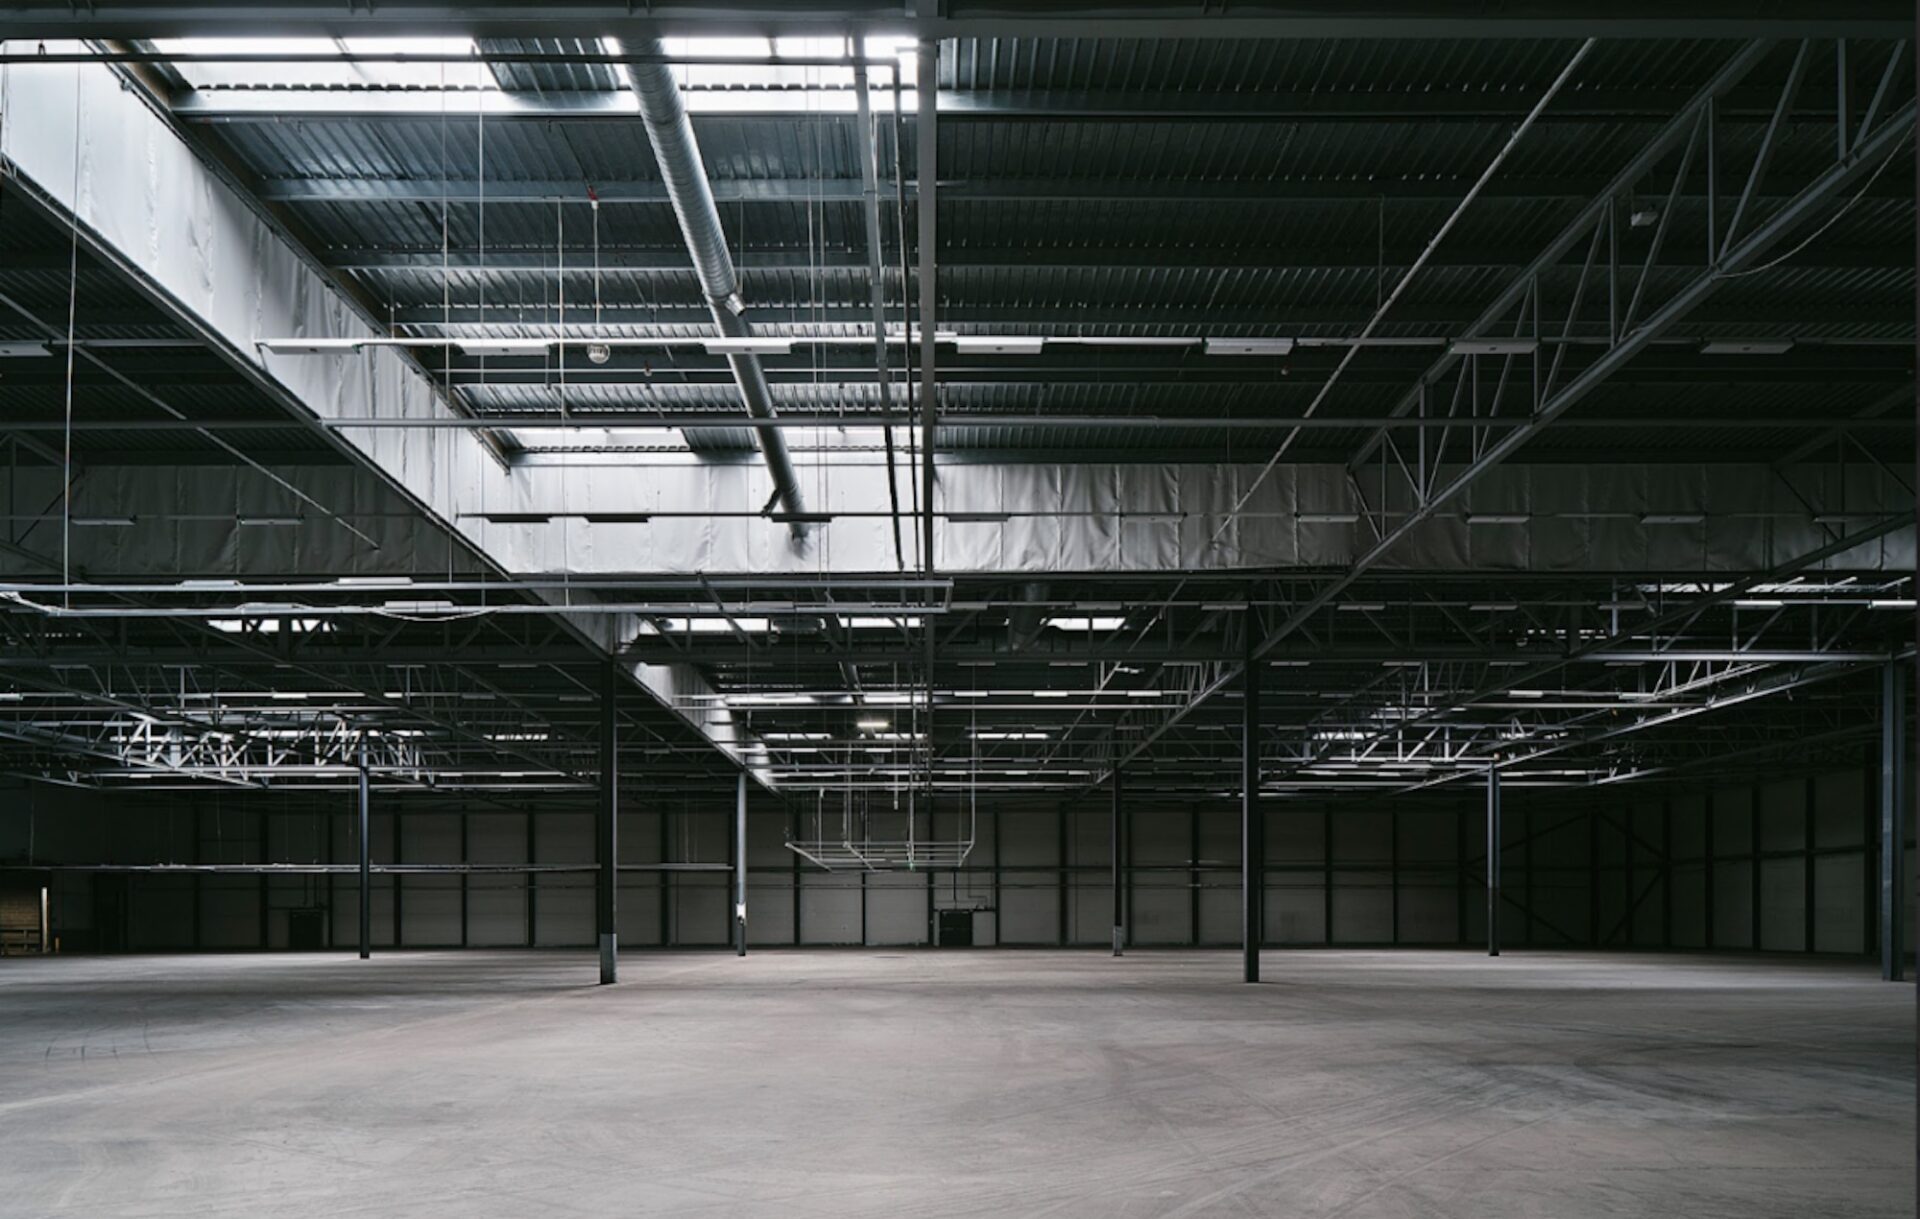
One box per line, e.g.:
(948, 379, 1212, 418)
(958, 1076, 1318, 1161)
(1005, 582, 1053, 652)
(622, 39, 811, 540)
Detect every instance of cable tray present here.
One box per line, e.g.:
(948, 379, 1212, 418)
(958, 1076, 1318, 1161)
(785, 839, 974, 873)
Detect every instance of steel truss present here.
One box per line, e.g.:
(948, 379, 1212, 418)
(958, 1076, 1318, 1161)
(1065, 39, 1914, 794)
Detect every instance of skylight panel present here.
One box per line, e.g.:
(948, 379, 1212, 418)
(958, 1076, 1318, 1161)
(154, 36, 480, 91)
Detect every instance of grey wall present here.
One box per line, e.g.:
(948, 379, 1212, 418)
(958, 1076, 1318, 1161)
(0, 763, 1905, 959)
(1580, 767, 1903, 956)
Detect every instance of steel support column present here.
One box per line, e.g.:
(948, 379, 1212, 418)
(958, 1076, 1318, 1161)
(1111, 766, 1124, 956)
(1882, 661, 1906, 980)
(1487, 765, 1502, 957)
(357, 734, 370, 961)
(1242, 624, 1263, 983)
(916, 39, 939, 577)
(597, 664, 618, 985)
(735, 771, 748, 957)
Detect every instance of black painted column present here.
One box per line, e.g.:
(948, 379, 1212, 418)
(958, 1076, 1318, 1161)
(735, 772, 748, 957)
(1882, 661, 1905, 981)
(598, 664, 618, 985)
(1242, 629, 1263, 984)
(1111, 766, 1124, 957)
(357, 733, 370, 961)
(1487, 765, 1502, 958)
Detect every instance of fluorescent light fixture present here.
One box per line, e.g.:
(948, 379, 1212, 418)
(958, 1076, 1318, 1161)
(1042, 615, 1127, 632)
(1599, 600, 1649, 611)
(1731, 598, 1784, 609)
(1205, 337, 1295, 356)
(1507, 689, 1546, 698)
(1870, 599, 1916, 610)
(856, 718, 890, 731)
(258, 338, 368, 354)
(725, 693, 817, 706)
(1450, 339, 1538, 357)
(1298, 512, 1360, 524)
(1337, 603, 1387, 612)
(952, 335, 1046, 355)
(661, 616, 772, 634)
(457, 339, 550, 357)
(337, 576, 411, 587)
(383, 599, 456, 613)
(70, 516, 135, 527)
(1469, 602, 1519, 612)
(584, 513, 652, 525)
(236, 515, 301, 526)
(1700, 339, 1793, 355)
(769, 511, 834, 525)
(1640, 512, 1705, 525)
(703, 337, 793, 356)
(0, 342, 50, 358)
(948, 511, 1011, 524)
(841, 615, 925, 629)
(972, 731, 1048, 740)
(1466, 513, 1528, 525)
(482, 513, 553, 525)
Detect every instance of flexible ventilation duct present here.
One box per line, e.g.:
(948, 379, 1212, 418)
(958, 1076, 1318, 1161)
(624, 40, 810, 537)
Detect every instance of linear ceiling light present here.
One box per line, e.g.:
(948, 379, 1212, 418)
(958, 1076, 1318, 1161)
(952, 335, 1046, 355)
(1204, 337, 1295, 356)
(1042, 615, 1127, 632)
(259, 338, 374, 354)
(1450, 339, 1539, 356)
(703, 337, 793, 356)
(0, 342, 51, 358)
(457, 339, 551, 357)
(1700, 339, 1793, 355)
(1640, 512, 1706, 525)
(1298, 512, 1360, 524)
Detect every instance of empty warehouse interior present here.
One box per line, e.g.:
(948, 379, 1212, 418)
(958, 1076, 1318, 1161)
(0, 4, 1914, 1215)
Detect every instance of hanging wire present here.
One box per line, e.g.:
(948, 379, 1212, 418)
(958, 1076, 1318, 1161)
(440, 55, 456, 594)
(591, 187, 603, 333)
(61, 62, 82, 608)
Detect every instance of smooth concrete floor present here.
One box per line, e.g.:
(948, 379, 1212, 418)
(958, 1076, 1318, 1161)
(0, 949, 1910, 1217)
